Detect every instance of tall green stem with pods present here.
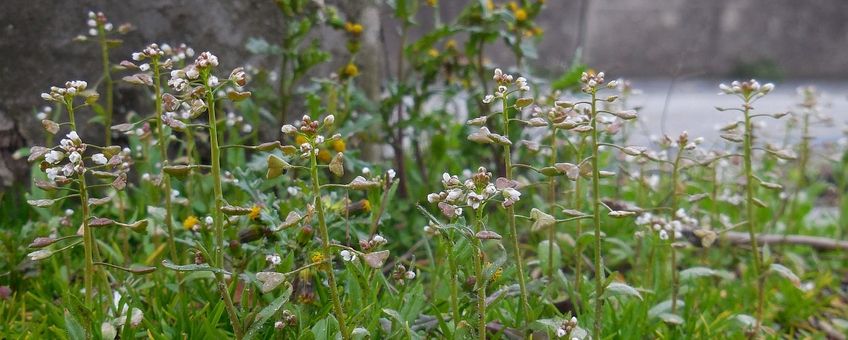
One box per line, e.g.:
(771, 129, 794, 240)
(588, 88, 605, 339)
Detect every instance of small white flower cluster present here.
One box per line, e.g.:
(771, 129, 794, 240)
(35, 106, 52, 120)
(483, 68, 530, 104)
(359, 234, 388, 252)
(41, 81, 88, 102)
(635, 209, 694, 241)
(86, 11, 113, 36)
(161, 43, 195, 63)
(580, 71, 618, 93)
(719, 79, 774, 98)
(555, 316, 579, 338)
(391, 264, 416, 285)
(225, 111, 253, 133)
(281, 115, 340, 158)
(266, 254, 282, 266)
(427, 167, 522, 219)
(340, 250, 357, 262)
(44, 131, 86, 182)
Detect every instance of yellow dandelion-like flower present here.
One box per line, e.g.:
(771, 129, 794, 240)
(514, 8, 528, 22)
(344, 22, 363, 35)
(486, 0, 494, 11)
(508, 2, 519, 11)
(182, 215, 199, 230)
(331, 139, 346, 152)
(428, 48, 439, 58)
(311, 252, 325, 264)
(343, 63, 359, 78)
(248, 205, 261, 220)
(361, 199, 371, 213)
(426, 0, 438, 6)
(445, 39, 457, 50)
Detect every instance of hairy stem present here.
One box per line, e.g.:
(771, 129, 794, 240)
(206, 81, 243, 339)
(310, 146, 350, 340)
(501, 96, 530, 328)
(153, 58, 178, 264)
(590, 89, 605, 339)
(474, 208, 486, 340)
(743, 101, 765, 336)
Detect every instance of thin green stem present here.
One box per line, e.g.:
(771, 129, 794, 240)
(474, 208, 486, 340)
(743, 101, 765, 336)
(670, 149, 682, 314)
(205, 81, 243, 339)
(501, 95, 530, 329)
(153, 58, 179, 264)
(590, 89, 605, 339)
(309, 145, 350, 340)
(548, 128, 558, 278)
(97, 25, 113, 146)
(445, 235, 461, 325)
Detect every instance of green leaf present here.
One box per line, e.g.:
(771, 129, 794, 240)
(537, 240, 561, 273)
(161, 260, 231, 275)
(63, 309, 85, 340)
(679, 266, 718, 281)
(604, 282, 643, 300)
(648, 299, 685, 319)
(244, 283, 293, 340)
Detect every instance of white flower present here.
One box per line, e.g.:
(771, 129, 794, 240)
(426, 193, 441, 203)
(445, 188, 463, 202)
(45, 150, 64, 164)
(132, 52, 143, 61)
(65, 209, 74, 216)
(372, 235, 387, 245)
(205, 216, 213, 225)
(466, 192, 485, 209)
(323, 115, 335, 125)
(67, 131, 80, 142)
(502, 187, 521, 201)
(139, 63, 150, 72)
(315, 135, 324, 144)
(265, 254, 282, 265)
(88, 28, 97, 36)
(92, 153, 108, 165)
(362, 167, 371, 175)
(482, 94, 495, 104)
(556, 328, 567, 338)
(287, 186, 300, 196)
(281, 124, 296, 134)
(658, 230, 669, 240)
(340, 250, 356, 262)
(404, 271, 416, 280)
(69, 151, 82, 164)
(387, 169, 396, 181)
(46, 167, 60, 181)
(242, 124, 253, 133)
(207, 76, 219, 87)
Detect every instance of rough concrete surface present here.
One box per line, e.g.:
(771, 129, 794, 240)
(2, 0, 848, 185)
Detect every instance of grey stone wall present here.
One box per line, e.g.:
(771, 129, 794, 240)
(2, 0, 848, 185)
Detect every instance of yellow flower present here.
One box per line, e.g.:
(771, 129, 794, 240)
(295, 135, 308, 146)
(445, 39, 457, 51)
(248, 205, 261, 220)
(514, 8, 528, 22)
(331, 139, 346, 152)
(361, 199, 371, 213)
(493, 266, 503, 281)
(311, 252, 325, 264)
(486, 0, 494, 11)
(342, 63, 359, 78)
(182, 215, 199, 230)
(508, 1, 519, 11)
(344, 22, 363, 35)
(317, 149, 332, 163)
(428, 48, 439, 58)
(426, 0, 438, 7)
(532, 26, 544, 36)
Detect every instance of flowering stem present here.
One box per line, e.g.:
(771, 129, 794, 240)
(473, 208, 487, 340)
(500, 96, 530, 329)
(444, 235, 461, 326)
(97, 25, 113, 146)
(548, 128, 558, 278)
(670, 150, 683, 314)
(205, 83, 243, 339)
(573, 140, 585, 299)
(153, 58, 179, 264)
(742, 100, 765, 335)
(309, 146, 350, 340)
(589, 89, 605, 340)
(66, 103, 95, 314)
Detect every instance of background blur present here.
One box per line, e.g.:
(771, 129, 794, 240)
(2, 0, 848, 185)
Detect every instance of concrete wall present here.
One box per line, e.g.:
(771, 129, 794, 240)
(2, 0, 848, 184)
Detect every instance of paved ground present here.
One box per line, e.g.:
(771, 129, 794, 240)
(626, 78, 848, 146)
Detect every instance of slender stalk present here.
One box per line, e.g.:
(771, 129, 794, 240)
(670, 150, 682, 314)
(153, 58, 178, 264)
(548, 128, 558, 278)
(474, 208, 487, 340)
(589, 89, 605, 339)
(742, 101, 765, 335)
(500, 95, 530, 327)
(205, 81, 243, 339)
(309, 145, 350, 340)
(69, 103, 95, 312)
(97, 24, 113, 146)
(574, 141, 585, 297)
(445, 235, 461, 325)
